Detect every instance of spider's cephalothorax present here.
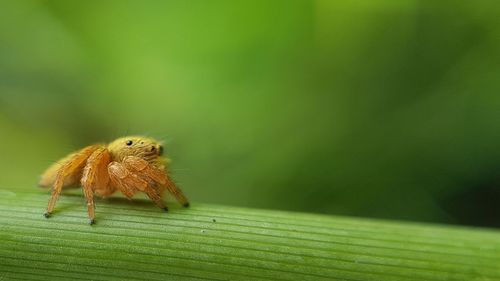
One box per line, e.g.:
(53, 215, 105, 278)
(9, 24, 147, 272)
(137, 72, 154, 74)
(39, 136, 189, 225)
(108, 136, 164, 162)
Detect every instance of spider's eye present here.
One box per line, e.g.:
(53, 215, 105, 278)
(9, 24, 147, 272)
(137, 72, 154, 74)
(126, 140, 133, 146)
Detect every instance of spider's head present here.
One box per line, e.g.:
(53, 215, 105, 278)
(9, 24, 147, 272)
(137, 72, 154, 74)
(108, 136, 165, 162)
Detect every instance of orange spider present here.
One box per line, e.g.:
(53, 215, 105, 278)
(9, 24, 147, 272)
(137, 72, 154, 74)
(39, 136, 189, 225)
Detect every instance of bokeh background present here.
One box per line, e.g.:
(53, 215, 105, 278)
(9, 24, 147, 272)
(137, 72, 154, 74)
(1, 0, 499, 227)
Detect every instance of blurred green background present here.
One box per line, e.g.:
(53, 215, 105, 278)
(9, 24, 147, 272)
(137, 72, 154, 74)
(1, 0, 499, 227)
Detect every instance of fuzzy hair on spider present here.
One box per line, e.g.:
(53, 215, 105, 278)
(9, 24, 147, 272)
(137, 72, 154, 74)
(39, 136, 190, 225)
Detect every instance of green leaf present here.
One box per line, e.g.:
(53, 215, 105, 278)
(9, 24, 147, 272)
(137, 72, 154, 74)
(0, 189, 499, 281)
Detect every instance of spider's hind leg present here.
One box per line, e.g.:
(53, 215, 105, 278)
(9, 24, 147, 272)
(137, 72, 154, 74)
(44, 145, 102, 218)
(81, 147, 111, 225)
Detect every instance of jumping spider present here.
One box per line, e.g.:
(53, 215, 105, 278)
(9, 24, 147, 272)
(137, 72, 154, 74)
(39, 136, 189, 225)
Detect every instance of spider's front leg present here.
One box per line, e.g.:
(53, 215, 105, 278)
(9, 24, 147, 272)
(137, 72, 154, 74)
(108, 162, 168, 211)
(123, 156, 190, 208)
(81, 147, 111, 225)
(44, 145, 101, 218)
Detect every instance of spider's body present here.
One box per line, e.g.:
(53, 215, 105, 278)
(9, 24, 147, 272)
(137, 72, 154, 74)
(39, 136, 189, 225)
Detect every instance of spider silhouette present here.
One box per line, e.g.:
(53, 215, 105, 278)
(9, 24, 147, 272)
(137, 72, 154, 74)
(39, 136, 189, 225)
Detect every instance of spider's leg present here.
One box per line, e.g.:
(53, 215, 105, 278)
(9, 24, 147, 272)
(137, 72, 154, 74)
(164, 179, 190, 208)
(143, 183, 168, 212)
(39, 152, 77, 187)
(108, 162, 167, 211)
(45, 145, 101, 217)
(81, 147, 111, 225)
(108, 162, 141, 199)
(123, 156, 190, 207)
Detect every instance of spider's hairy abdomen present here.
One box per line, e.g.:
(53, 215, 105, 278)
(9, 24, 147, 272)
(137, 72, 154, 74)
(39, 144, 104, 188)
